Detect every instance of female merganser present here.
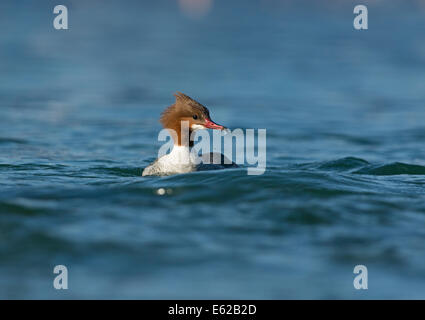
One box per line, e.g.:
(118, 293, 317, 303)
(142, 92, 237, 176)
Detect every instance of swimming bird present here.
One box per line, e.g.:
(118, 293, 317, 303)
(142, 92, 237, 176)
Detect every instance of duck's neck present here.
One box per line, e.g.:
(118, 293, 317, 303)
(166, 125, 194, 148)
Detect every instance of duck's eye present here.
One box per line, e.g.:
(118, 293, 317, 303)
(192, 115, 198, 120)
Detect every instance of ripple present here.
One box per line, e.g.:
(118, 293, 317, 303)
(90, 166, 143, 177)
(354, 162, 425, 176)
(0, 137, 28, 145)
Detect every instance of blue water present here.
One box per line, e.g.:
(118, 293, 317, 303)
(1, 0, 425, 299)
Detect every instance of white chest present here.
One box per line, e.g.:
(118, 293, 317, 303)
(144, 146, 199, 175)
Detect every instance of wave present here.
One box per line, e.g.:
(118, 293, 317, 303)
(316, 157, 370, 171)
(0, 137, 27, 145)
(354, 162, 425, 176)
(293, 157, 425, 176)
(90, 166, 144, 177)
(0, 201, 51, 216)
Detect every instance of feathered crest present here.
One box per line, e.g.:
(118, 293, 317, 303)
(174, 92, 206, 110)
(160, 92, 210, 128)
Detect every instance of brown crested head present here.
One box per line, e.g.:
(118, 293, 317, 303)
(160, 92, 226, 132)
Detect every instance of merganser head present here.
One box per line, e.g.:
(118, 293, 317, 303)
(160, 92, 227, 146)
